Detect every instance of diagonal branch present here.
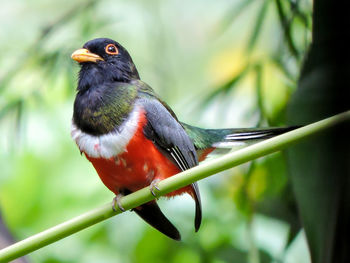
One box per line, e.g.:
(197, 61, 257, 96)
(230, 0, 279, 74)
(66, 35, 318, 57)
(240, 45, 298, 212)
(0, 111, 349, 263)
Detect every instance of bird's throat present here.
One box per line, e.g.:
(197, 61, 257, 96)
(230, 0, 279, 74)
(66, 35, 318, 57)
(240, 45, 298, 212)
(73, 81, 138, 136)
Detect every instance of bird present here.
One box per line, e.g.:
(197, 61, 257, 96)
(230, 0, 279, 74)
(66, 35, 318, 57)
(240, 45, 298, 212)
(71, 38, 294, 241)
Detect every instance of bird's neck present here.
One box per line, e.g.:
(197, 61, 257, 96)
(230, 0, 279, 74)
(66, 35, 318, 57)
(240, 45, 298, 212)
(73, 81, 138, 136)
(77, 64, 107, 92)
(77, 62, 140, 92)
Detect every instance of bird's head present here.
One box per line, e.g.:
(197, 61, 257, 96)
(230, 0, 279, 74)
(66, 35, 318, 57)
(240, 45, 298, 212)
(71, 38, 140, 91)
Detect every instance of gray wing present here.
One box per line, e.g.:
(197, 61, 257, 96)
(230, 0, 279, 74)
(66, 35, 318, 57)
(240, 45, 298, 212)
(140, 98, 202, 231)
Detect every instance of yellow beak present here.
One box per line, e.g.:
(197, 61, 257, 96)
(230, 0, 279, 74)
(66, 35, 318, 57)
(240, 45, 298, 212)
(71, 48, 104, 63)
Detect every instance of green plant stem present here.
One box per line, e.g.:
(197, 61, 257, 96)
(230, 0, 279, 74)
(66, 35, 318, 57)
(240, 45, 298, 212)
(0, 111, 349, 263)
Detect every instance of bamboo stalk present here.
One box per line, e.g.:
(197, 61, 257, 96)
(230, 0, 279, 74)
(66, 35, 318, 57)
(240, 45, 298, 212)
(0, 111, 348, 263)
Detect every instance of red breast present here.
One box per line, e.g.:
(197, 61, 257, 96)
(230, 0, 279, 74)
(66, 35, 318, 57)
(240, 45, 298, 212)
(85, 110, 191, 197)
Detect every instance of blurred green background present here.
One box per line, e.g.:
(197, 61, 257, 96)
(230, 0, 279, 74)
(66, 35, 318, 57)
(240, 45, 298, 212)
(0, 0, 312, 262)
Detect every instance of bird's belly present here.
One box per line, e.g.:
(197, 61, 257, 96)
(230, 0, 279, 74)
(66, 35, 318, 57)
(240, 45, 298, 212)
(84, 114, 184, 196)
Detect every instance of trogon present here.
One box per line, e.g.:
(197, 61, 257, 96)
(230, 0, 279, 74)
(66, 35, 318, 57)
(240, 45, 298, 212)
(71, 38, 294, 241)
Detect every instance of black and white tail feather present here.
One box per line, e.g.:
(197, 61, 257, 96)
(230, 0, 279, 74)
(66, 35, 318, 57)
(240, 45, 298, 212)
(182, 124, 298, 154)
(211, 127, 296, 148)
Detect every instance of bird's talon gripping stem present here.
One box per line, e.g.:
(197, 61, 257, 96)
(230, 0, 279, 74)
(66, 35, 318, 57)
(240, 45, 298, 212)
(112, 194, 125, 212)
(150, 179, 161, 197)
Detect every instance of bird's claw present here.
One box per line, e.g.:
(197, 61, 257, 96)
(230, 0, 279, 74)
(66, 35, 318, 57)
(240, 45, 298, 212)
(112, 194, 125, 212)
(149, 179, 161, 197)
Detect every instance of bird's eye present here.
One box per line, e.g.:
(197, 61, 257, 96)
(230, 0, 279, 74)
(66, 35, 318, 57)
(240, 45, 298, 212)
(105, 44, 118, 55)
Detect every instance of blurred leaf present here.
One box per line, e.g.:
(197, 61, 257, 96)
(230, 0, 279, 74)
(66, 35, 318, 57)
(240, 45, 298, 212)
(246, 0, 270, 53)
(215, 245, 249, 262)
(274, 0, 300, 59)
(202, 64, 251, 106)
(0, 99, 23, 121)
(133, 230, 181, 263)
(254, 154, 300, 245)
(254, 63, 268, 125)
(271, 56, 297, 84)
(0, 0, 98, 94)
(216, 0, 256, 36)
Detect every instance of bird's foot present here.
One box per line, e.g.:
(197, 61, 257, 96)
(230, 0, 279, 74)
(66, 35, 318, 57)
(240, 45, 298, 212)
(149, 179, 161, 197)
(112, 194, 125, 212)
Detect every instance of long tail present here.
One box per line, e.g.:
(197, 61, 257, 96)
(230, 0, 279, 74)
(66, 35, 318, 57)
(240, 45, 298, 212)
(133, 201, 181, 241)
(190, 182, 202, 232)
(182, 123, 298, 160)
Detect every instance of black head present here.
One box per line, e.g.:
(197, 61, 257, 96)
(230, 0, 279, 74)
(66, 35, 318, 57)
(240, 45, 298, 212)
(71, 38, 140, 91)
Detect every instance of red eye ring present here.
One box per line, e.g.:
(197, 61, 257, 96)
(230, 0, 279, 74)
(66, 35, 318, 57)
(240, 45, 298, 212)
(105, 44, 118, 55)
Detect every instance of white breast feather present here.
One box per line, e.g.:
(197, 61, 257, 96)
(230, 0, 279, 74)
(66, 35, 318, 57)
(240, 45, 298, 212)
(71, 106, 141, 159)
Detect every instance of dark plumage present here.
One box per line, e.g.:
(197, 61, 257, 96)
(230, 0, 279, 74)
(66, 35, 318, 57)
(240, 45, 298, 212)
(78, 38, 139, 90)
